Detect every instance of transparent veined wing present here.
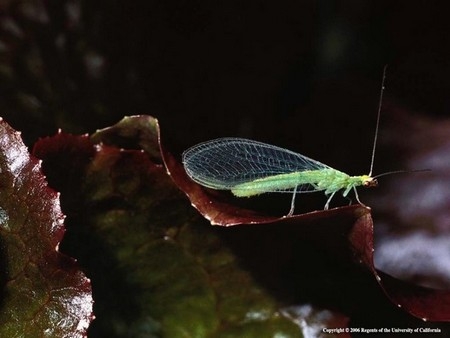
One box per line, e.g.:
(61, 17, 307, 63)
(182, 137, 332, 192)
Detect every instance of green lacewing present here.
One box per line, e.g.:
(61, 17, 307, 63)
(182, 68, 391, 216)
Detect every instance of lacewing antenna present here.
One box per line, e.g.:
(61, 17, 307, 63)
(369, 65, 388, 176)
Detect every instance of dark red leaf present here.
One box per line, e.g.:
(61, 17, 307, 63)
(0, 119, 93, 337)
(34, 116, 346, 336)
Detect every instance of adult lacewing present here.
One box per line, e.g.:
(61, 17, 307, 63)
(182, 67, 419, 216)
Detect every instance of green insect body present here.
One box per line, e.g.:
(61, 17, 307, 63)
(231, 169, 374, 200)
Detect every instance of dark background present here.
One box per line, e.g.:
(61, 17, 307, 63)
(1, 0, 450, 165)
